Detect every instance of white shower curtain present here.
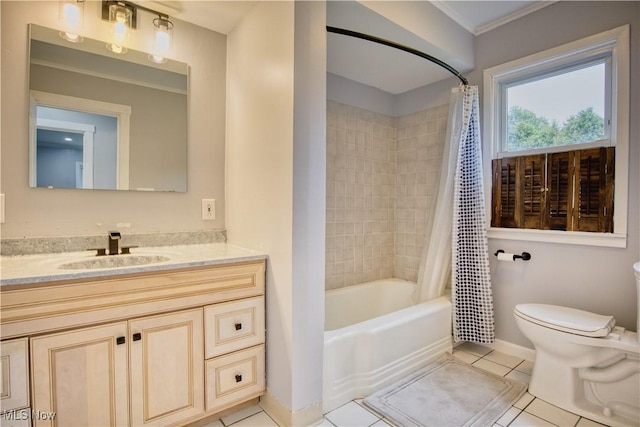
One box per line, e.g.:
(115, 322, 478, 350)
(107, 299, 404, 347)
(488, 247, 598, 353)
(414, 85, 495, 344)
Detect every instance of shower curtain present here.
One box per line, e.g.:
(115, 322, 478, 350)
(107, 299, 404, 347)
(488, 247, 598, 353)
(415, 85, 495, 344)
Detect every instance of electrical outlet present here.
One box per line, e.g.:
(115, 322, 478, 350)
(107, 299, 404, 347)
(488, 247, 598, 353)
(201, 199, 215, 220)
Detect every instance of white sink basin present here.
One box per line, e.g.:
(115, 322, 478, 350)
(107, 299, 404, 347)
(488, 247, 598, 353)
(59, 255, 170, 270)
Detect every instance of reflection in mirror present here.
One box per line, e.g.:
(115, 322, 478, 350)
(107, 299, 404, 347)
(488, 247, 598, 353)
(28, 24, 188, 192)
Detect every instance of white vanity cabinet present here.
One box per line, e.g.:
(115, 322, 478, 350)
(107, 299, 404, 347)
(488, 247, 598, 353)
(0, 337, 30, 427)
(204, 297, 265, 412)
(30, 309, 204, 427)
(30, 321, 130, 427)
(0, 259, 266, 427)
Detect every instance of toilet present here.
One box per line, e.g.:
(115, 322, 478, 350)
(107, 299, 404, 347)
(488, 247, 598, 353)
(513, 262, 640, 426)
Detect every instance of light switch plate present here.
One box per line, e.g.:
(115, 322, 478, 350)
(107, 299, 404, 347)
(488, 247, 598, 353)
(202, 199, 215, 220)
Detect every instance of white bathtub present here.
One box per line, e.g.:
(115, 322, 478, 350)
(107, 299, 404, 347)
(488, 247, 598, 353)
(323, 278, 452, 412)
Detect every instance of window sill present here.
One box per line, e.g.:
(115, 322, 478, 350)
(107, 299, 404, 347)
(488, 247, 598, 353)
(487, 227, 626, 248)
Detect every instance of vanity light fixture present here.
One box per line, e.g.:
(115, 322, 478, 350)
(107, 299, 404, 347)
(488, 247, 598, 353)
(59, 0, 85, 43)
(101, 1, 174, 63)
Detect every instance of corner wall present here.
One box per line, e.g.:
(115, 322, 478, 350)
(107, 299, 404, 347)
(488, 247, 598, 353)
(225, 1, 326, 424)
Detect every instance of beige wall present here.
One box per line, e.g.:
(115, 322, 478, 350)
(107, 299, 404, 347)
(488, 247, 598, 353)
(0, 1, 226, 237)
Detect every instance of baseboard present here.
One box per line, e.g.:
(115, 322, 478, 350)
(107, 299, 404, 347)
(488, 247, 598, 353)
(494, 338, 536, 361)
(260, 391, 323, 427)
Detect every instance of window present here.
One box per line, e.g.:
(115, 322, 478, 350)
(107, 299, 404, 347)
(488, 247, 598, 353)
(505, 61, 608, 154)
(483, 26, 629, 247)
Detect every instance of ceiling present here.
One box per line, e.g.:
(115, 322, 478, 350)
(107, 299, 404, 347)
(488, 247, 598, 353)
(153, 1, 552, 94)
(431, 1, 552, 36)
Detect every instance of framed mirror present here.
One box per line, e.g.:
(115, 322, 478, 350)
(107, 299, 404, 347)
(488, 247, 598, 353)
(28, 24, 188, 192)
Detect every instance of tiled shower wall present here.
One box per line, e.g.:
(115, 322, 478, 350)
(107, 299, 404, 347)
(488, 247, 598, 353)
(394, 105, 449, 281)
(326, 102, 396, 289)
(326, 101, 448, 290)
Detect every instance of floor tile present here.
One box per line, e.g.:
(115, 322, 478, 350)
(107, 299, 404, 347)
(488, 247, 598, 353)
(484, 350, 524, 368)
(510, 411, 556, 426)
(201, 420, 224, 427)
(496, 406, 522, 426)
(221, 405, 263, 426)
(227, 411, 278, 427)
(513, 392, 536, 410)
(576, 417, 607, 426)
(515, 359, 534, 375)
(452, 349, 481, 364)
(505, 368, 531, 384)
(455, 341, 493, 357)
(316, 418, 336, 427)
(472, 358, 512, 376)
(370, 419, 393, 427)
(525, 398, 580, 426)
(325, 402, 381, 427)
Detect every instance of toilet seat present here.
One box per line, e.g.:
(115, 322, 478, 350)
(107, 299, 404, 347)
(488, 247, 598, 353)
(514, 304, 615, 337)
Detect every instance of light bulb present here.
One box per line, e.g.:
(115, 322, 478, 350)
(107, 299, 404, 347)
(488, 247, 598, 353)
(114, 17, 128, 43)
(58, 0, 84, 43)
(62, 2, 81, 29)
(150, 16, 173, 63)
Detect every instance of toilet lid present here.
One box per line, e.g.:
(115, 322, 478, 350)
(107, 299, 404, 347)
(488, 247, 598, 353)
(514, 304, 615, 337)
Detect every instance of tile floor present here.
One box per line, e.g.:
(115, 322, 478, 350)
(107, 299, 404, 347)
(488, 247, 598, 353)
(204, 342, 609, 427)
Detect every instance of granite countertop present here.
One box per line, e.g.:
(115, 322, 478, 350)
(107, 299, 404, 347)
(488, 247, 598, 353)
(0, 243, 267, 286)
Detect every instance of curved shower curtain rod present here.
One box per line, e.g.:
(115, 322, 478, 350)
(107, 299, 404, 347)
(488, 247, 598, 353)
(326, 26, 469, 86)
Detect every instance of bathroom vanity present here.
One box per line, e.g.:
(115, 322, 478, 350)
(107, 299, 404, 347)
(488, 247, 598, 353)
(0, 244, 266, 427)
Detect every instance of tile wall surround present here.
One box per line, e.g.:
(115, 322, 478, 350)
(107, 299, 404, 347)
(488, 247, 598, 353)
(326, 101, 448, 290)
(0, 230, 227, 256)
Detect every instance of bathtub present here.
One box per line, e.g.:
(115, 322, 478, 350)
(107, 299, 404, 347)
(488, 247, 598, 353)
(323, 278, 452, 412)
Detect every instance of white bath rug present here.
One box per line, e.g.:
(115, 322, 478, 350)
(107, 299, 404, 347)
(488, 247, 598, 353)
(363, 353, 526, 427)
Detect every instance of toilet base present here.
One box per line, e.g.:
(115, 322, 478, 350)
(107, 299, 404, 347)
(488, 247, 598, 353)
(528, 387, 639, 427)
(529, 352, 640, 426)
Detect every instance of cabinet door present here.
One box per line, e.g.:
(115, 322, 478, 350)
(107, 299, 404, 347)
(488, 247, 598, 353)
(30, 322, 129, 427)
(1, 337, 29, 413)
(129, 308, 204, 426)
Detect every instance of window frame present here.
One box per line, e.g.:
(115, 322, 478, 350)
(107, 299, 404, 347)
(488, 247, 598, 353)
(483, 25, 629, 248)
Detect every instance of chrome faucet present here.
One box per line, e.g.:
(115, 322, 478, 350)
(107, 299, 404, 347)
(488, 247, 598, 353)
(108, 231, 121, 255)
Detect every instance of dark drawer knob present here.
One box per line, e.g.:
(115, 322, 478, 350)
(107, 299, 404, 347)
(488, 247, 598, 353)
(235, 374, 242, 383)
(235, 323, 242, 331)
(116, 336, 126, 345)
(132, 333, 142, 341)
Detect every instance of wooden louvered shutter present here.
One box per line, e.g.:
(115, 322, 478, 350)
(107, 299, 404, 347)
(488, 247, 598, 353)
(492, 147, 614, 233)
(491, 157, 519, 228)
(572, 147, 614, 232)
(546, 151, 572, 231)
(519, 155, 546, 229)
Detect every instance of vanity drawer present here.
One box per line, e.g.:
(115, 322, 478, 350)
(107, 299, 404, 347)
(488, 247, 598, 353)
(205, 344, 265, 412)
(204, 297, 265, 359)
(0, 338, 29, 413)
